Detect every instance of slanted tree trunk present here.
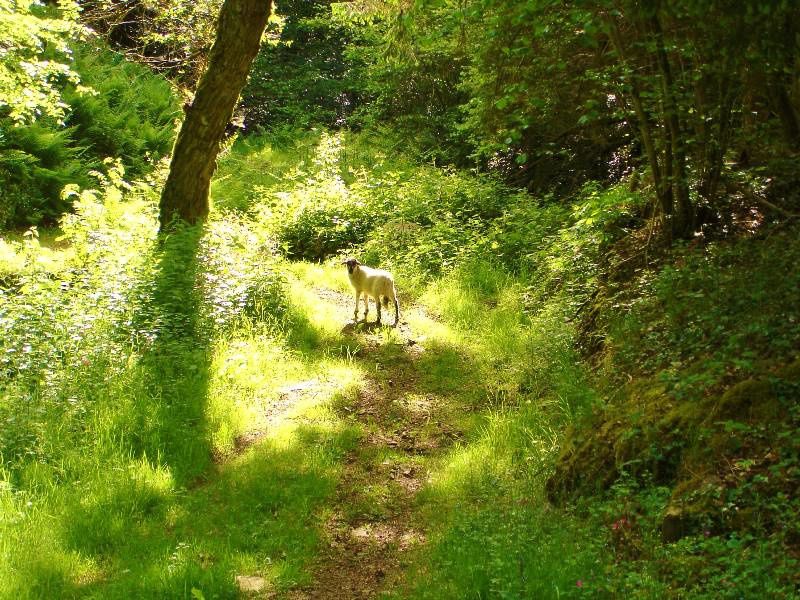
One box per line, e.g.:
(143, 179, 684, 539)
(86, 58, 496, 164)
(159, 0, 271, 230)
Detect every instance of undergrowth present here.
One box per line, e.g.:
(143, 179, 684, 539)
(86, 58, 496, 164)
(2, 127, 797, 598)
(220, 129, 799, 598)
(0, 19, 179, 229)
(0, 164, 360, 598)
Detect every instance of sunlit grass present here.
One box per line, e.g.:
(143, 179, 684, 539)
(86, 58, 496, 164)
(289, 261, 353, 295)
(0, 128, 678, 599)
(211, 130, 323, 212)
(0, 184, 376, 598)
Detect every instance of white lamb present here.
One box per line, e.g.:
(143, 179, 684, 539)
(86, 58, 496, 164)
(342, 258, 400, 326)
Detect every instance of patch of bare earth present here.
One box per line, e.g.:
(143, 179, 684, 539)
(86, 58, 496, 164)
(288, 284, 456, 599)
(229, 379, 325, 458)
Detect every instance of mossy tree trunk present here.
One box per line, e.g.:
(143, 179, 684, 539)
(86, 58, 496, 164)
(159, 0, 271, 230)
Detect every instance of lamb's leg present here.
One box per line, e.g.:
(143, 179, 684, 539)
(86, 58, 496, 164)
(376, 296, 382, 325)
(362, 292, 369, 321)
(353, 291, 360, 322)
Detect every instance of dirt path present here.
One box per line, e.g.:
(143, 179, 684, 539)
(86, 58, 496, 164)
(285, 281, 458, 599)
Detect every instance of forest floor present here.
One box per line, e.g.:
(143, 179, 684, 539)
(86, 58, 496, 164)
(237, 263, 474, 598)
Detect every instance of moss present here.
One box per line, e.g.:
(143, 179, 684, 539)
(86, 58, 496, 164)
(706, 428, 746, 457)
(776, 358, 800, 382)
(547, 379, 677, 503)
(549, 360, 800, 513)
(661, 474, 722, 542)
(659, 399, 704, 430)
(712, 378, 776, 422)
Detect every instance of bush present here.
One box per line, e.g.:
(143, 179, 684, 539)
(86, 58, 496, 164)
(605, 228, 800, 396)
(0, 33, 179, 229)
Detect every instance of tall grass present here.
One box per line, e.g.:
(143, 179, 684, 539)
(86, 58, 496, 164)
(0, 170, 361, 597)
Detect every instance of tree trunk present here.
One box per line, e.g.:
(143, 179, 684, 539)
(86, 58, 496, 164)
(700, 83, 736, 207)
(769, 78, 800, 152)
(650, 10, 693, 238)
(604, 14, 670, 221)
(159, 0, 272, 230)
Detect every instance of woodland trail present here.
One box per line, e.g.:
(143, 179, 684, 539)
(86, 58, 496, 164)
(280, 271, 467, 599)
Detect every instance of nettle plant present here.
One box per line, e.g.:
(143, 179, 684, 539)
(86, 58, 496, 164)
(0, 161, 286, 476)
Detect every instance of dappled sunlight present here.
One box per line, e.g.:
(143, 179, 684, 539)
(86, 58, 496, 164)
(422, 400, 565, 506)
(404, 307, 457, 347)
(287, 275, 353, 342)
(418, 266, 530, 361)
(210, 130, 323, 212)
(423, 413, 520, 503)
(207, 333, 308, 454)
(2, 356, 363, 597)
(288, 261, 353, 296)
(166, 420, 360, 594)
(0, 189, 595, 597)
(2, 0, 796, 590)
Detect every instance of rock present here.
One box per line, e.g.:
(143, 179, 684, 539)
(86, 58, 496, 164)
(661, 506, 689, 542)
(236, 575, 267, 593)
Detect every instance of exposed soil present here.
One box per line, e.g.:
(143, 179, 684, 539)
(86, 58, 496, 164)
(282, 282, 457, 599)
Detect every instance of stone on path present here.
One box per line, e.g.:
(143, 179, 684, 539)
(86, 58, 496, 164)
(236, 575, 268, 594)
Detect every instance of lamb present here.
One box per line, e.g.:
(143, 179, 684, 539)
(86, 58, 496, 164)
(342, 257, 400, 326)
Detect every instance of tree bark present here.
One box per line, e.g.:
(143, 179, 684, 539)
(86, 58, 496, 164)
(650, 9, 693, 238)
(159, 0, 272, 230)
(700, 83, 735, 207)
(769, 78, 800, 152)
(604, 14, 670, 221)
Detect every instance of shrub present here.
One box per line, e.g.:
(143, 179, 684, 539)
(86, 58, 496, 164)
(605, 228, 800, 396)
(0, 16, 179, 229)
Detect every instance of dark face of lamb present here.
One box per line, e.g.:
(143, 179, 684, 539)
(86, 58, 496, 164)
(344, 258, 359, 274)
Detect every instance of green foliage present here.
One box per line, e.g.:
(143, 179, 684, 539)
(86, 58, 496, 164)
(606, 229, 800, 397)
(409, 499, 604, 599)
(61, 45, 179, 177)
(0, 29, 179, 228)
(0, 0, 82, 124)
(242, 4, 378, 130)
(0, 0, 82, 227)
(2, 0, 798, 591)
(0, 166, 365, 597)
(81, 0, 224, 84)
(337, 0, 800, 237)
(3, 118, 798, 597)
(0, 124, 85, 226)
(218, 129, 547, 266)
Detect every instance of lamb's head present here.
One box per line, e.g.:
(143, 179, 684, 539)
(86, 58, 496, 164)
(342, 257, 360, 275)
